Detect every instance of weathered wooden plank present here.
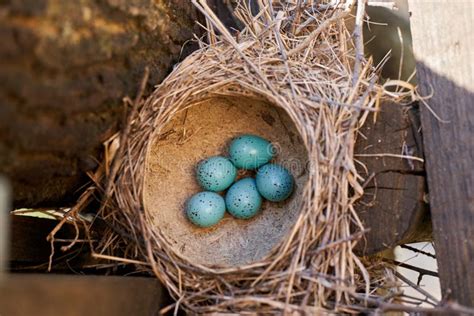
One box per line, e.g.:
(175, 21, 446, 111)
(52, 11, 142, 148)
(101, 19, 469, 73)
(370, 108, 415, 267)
(355, 102, 430, 255)
(408, 0, 474, 306)
(8, 215, 76, 264)
(0, 0, 200, 207)
(7, 214, 98, 272)
(0, 274, 165, 316)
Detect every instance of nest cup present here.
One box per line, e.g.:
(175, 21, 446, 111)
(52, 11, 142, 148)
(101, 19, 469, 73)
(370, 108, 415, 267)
(144, 95, 309, 267)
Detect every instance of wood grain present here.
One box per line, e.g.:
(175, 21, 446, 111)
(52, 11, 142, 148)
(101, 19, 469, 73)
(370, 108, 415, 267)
(0, 0, 200, 207)
(408, 0, 474, 306)
(0, 274, 165, 316)
(7, 214, 99, 272)
(9, 215, 76, 264)
(355, 102, 430, 255)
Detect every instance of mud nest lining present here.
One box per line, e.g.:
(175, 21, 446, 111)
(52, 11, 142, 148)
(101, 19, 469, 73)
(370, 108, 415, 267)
(144, 96, 309, 267)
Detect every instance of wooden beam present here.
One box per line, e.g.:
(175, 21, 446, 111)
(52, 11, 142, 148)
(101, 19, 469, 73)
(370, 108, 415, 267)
(355, 102, 430, 255)
(7, 214, 106, 273)
(408, 0, 474, 306)
(0, 0, 200, 208)
(8, 215, 79, 265)
(0, 274, 165, 316)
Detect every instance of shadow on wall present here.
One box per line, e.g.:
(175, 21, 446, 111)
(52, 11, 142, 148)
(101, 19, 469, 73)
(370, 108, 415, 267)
(415, 54, 474, 304)
(364, 0, 416, 83)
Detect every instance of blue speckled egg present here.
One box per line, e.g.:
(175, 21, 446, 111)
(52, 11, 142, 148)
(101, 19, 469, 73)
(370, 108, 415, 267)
(256, 163, 294, 202)
(225, 177, 262, 219)
(186, 192, 226, 227)
(196, 156, 237, 192)
(229, 134, 274, 170)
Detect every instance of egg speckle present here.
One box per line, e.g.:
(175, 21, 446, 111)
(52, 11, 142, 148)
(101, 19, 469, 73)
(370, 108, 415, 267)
(225, 177, 262, 219)
(229, 134, 274, 170)
(256, 163, 294, 202)
(196, 156, 237, 192)
(186, 192, 226, 227)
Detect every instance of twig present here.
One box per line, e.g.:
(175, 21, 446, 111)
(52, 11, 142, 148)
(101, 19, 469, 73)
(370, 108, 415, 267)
(352, 0, 366, 86)
(400, 244, 437, 259)
(46, 188, 93, 271)
(102, 66, 150, 203)
(192, 0, 279, 96)
(92, 253, 151, 266)
(352, 290, 474, 314)
(354, 153, 424, 163)
(384, 258, 438, 279)
(290, 0, 304, 34)
(268, 2, 298, 99)
(307, 229, 369, 255)
(288, 11, 349, 57)
(395, 272, 439, 305)
(309, 96, 379, 112)
(375, 300, 474, 314)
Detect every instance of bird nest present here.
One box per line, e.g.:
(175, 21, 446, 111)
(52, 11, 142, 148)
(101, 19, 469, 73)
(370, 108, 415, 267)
(73, 1, 413, 313)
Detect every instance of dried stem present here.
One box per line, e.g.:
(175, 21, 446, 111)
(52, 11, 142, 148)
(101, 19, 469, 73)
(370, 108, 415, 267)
(352, 0, 367, 85)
